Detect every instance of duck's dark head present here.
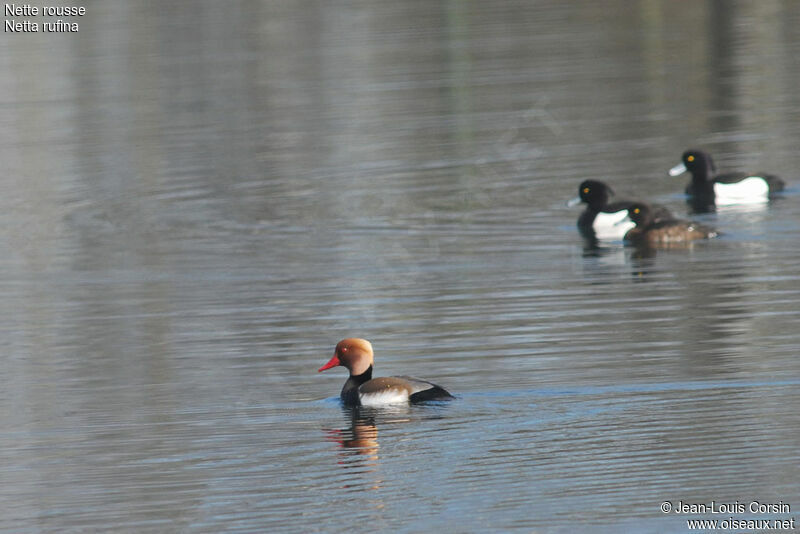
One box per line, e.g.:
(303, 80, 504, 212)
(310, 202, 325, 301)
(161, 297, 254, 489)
(626, 202, 656, 227)
(569, 180, 614, 209)
(670, 149, 715, 177)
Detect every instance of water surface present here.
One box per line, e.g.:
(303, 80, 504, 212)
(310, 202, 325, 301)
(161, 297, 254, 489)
(2, 1, 800, 532)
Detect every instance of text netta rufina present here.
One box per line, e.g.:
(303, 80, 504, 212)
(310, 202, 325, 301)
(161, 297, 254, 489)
(318, 338, 453, 406)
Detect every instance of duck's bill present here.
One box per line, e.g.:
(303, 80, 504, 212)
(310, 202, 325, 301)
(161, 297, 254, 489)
(566, 196, 582, 207)
(669, 162, 687, 176)
(318, 354, 340, 372)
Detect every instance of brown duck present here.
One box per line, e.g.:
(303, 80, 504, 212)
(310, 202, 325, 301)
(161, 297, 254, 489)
(624, 202, 718, 246)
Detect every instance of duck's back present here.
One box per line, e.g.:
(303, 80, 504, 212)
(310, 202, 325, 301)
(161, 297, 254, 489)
(636, 219, 717, 244)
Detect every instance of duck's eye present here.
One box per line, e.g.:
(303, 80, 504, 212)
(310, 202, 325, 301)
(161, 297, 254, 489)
(633, 208, 640, 214)
(583, 187, 590, 194)
(687, 155, 695, 162)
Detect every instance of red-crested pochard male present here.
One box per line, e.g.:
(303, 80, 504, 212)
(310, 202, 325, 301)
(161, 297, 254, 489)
(318, 338, 453, 406)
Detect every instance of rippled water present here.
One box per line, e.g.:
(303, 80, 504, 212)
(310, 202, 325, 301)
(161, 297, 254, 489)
(2, 1, 800, 532)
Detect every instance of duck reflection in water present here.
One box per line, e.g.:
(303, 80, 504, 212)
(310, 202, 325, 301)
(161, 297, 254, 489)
(323, 404, 419, 491)
(323, 406, 383, 492)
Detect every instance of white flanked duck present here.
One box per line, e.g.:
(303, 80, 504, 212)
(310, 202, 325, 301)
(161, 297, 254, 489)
(669, 149, 785, 207)
(319, 338, 453, 406)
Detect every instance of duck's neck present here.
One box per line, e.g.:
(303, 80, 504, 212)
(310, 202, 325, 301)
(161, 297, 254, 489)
(341, 365, 373, 405)
(691, 160, 716, 194)
(588, 193, 610, 212)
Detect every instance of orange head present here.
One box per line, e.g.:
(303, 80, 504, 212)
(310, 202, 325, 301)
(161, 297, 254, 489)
(318, 338, 374, 376)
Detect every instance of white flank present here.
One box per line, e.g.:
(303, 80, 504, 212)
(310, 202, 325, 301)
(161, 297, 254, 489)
(359, 389, 409, 406)
(714, 177, 769, 205)
(593, 210, 635, 240)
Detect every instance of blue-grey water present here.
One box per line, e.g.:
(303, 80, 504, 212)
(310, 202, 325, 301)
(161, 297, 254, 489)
(2, 1, 800, 532)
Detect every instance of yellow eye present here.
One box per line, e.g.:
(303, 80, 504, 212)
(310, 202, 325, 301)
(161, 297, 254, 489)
(633, 208, 640, 214)
(687, 155, 695, 162)
(583, 187, 589, 194)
